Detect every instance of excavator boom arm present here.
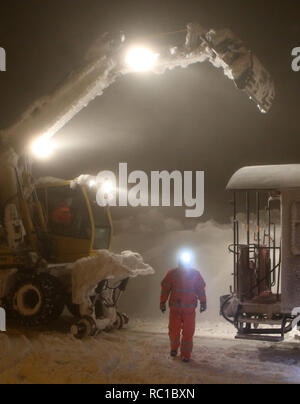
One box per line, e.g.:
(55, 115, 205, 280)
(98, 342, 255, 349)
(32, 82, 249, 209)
(0, 23, 275, 153)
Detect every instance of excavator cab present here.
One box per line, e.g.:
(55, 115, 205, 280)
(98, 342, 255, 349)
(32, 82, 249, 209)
(221, 165, 300, 342)
(36, 179, 113, 263)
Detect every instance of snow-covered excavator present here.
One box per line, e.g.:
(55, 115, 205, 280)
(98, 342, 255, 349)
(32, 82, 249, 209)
(0, 23, 275, 337)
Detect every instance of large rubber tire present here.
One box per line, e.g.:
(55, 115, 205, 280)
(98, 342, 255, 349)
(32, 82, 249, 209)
(7, 273, 65, 327)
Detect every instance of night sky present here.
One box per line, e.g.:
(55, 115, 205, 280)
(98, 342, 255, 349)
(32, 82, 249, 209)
(0, 0, 299, 223)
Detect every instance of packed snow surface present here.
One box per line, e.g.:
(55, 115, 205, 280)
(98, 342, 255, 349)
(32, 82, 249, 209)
(1, 318, 300, 384)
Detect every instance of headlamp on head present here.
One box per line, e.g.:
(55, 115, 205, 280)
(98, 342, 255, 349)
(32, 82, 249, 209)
(178, 250, 193, 268)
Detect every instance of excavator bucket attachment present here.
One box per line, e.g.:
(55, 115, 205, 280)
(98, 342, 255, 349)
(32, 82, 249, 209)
(184, 25, 275, 114)
(205, 28, 275, 113)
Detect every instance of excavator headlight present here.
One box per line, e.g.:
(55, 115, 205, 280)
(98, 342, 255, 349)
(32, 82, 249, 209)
(102, 179, 114, 194)
(32, 137, 56, 159)
(126, 47, 159, 72)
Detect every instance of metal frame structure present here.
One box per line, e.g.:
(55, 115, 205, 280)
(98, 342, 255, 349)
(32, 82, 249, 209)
(229, 191, 290, 342)
(221, 165, 300, 342)
(231, 191, 281, 302)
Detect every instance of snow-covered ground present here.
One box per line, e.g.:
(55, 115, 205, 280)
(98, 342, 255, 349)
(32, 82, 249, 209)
(1, 317, 300, 384)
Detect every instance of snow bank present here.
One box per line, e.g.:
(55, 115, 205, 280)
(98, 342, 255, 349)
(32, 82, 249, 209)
(70, 250, 154, 305)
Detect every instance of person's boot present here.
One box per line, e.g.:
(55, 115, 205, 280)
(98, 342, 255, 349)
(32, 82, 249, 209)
(182, 357, 190, 363)
(170, 350, 178, 357)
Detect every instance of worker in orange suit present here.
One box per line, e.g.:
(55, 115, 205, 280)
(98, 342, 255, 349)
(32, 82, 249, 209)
(160, 252, 207, 363)
(51, 200, 72, 226)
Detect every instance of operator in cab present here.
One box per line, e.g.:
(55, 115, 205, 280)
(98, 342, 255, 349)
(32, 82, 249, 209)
(51, 198, 72, 227)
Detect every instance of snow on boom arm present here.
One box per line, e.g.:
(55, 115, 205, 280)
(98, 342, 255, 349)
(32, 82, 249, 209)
(0, 23, 274, 153)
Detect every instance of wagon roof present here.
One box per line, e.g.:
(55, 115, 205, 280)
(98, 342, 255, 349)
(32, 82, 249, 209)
(227, 165, 300, 191)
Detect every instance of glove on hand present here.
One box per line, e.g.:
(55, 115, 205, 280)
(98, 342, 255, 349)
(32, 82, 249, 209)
(160, 302, 166, 313)
(200, 302, 207, 313)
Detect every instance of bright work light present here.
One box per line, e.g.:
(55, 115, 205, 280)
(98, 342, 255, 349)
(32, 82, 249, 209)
(180, 251, 192, 265)
(126, 47, 158, 72)
(89, 179, 96, 188)
(102, 180, 114, 194)
(32, 137, 56, 159)
(178, 249, 195, 268)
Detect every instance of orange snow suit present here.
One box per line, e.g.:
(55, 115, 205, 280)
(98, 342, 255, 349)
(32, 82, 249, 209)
(51, 204, 72, 226)
(161, 268, 206, 360)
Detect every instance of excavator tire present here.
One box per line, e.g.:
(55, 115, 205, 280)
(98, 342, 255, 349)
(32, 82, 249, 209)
(7, 273, 65, 326)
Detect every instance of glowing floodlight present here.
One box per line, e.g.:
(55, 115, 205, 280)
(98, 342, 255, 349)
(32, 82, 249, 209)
(126, 47, 158, 72)
(32, 137, 56, 159)
(89, 179, 96, 188)
(102, 179, 114, 194)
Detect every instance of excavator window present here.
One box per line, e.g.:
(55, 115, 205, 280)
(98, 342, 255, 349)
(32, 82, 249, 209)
(37, 185, 111, 251)
(38, 185, 92, 240)
(90, 201, 111, 250)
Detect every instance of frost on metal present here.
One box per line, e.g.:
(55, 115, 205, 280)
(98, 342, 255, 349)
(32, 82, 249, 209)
(36, 176, 66, 185)
(70, 250, 154, 305)
(0, 34, 124, 150)
(0, 23, 275, 151)
(70, 174, 95, 189)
